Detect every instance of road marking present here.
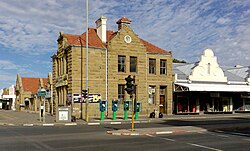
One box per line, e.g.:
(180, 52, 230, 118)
(155, 131, 173, 135)
(65, 123, 77, 126)
(187, 143, 223, 151)
(110, 122, 121, 125)
(42, 124, 54, 126)
(146, 134, 175, 142)
(229, 132, 250, 137)
(146, 134, 156, 137)
(23, 124, 34, 126)
(88, 123, 100, 125)
(130, 133, 140, 136)
(162, 137, 176, 142)
(205, 132, 229, 138)
(215, 130, 250, 137)
(216, 134, 229, 138)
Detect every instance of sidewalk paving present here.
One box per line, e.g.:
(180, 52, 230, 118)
(1, 109, 250, 134)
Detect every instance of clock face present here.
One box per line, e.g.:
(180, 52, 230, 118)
(124, 35, 132, 43)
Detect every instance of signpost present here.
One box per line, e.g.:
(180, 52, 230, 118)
(38, 88, 46, 123)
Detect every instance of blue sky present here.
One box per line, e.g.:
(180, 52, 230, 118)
(0, 0, 250, 89)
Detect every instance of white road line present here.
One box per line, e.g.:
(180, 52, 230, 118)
(88, 123, 100, 125)
(146, 134, 175, 142)
(23, 124, 34, 127)
(206, 132, 229, 138)
(146, 134, 156, 137)
(215, 130, 250, 137)
(162, 137, 176, 142)
(155, 131, 173, 135)
(42, 124, 54, 126)
(187, 143, 223, 151)
(130, 133, 140, 136)
(216, 134, 229, 138)
(110, 122, 121, 125)
(229, 132, 250, 137)
(65, 123, 77, 126)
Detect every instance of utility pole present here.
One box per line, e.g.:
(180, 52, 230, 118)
(85, 0, 89, 123)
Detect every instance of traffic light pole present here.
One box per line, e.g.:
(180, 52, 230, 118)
(131, 98, 135, 131)
(124, 75, 136, 131)
(131, 84, 136, 131)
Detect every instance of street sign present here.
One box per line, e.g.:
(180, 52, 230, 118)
(38, 88, 46, 97)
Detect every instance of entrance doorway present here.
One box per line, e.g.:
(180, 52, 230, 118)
(160, 95, 165, 113)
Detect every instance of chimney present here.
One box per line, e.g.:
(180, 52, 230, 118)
(95, 16, 107, 43)
(116, 16, 131, 30)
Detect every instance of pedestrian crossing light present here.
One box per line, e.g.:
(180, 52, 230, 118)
(125, 75, 135, 95)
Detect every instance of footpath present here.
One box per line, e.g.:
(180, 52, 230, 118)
(1, 109, 250, 136)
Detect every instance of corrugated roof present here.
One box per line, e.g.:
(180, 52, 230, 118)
(173, 63, 249, 82)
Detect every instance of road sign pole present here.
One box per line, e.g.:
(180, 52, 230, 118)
(131, 94, 135, 131)
(39, 101, 41, 122)
(43, 97, 45, 123)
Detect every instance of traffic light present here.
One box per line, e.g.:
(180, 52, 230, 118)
(99, 100, 106, 112)
(112, 100, 118, 112)
(82, 89, 88, 99)
(125, 75, 135, 95)
(124, 101, 129, 111)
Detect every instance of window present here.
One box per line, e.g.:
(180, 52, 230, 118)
(160, 59, 166, 75)
(130, 56, 137, 72)
(207, 63, 211, 74)
(149, 58, 156, 74)
(148, 86, 156, 104)
(118, 56, 126, 72)
(118, 84, 125, 101)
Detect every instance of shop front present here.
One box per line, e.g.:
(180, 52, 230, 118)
(173, 49, 250, 115)
(174, 82, 250, 114)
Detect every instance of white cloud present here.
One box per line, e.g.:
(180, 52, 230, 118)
(0, 74, 16, 82)
(0, 60, 18, 69)
(0, 0, 249, 90)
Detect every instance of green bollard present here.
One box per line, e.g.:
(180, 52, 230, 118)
(113, 111, 116, 120)
(100, 111, 105, 121)
(124, 110, 128, 120)
(135, 112, 139, 120)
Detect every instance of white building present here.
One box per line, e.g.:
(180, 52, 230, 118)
(173, 49, 250, 114)
(1, 85, 16, 110)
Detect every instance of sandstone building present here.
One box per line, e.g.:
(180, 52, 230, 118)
(15, 74, 50, 112)
(52, 16, 173, 119)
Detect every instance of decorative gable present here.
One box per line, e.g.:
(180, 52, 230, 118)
(189, 49, 227, 82)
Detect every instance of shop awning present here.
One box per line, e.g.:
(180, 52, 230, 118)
(175, 83, 250, 92)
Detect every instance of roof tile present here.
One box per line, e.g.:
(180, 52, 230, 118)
(64, 17, 171, 55)
(21, 77, 47, 94)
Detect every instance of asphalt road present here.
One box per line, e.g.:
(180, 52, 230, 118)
(0, 117, 249, 151)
